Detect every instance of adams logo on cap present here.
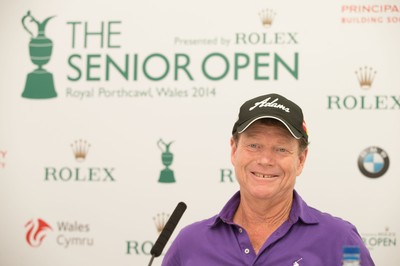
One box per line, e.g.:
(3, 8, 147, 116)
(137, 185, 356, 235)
(232, 93, 308, 142)
(249, 97, 290, 112)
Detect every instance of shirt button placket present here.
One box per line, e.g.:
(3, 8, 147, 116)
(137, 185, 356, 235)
(236, 226, 252, 259)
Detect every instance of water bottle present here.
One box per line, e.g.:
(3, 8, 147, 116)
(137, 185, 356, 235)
(342, 246, 361, 266)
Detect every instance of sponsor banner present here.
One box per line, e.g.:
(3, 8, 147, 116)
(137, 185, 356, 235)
(0, 1, 399, 266)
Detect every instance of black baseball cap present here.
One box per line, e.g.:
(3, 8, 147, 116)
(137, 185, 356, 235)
(232, 93, 308, 142)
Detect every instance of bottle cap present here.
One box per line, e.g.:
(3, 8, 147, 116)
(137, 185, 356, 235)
(342, 246, 361, 260)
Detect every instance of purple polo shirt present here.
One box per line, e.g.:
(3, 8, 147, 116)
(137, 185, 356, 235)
(162, 190, 375, 266)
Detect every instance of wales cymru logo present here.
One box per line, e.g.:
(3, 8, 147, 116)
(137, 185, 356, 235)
(21, 11, 57, 99)
(25, 218, 52, 247)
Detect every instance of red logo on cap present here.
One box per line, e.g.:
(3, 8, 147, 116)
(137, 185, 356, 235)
(302, 120, 308, 136)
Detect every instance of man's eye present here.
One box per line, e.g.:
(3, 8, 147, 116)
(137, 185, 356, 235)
(277, 148, 287, 153)
(249, 144, 259, 149)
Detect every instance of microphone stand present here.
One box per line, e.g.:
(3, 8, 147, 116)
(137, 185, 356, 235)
(148, 254, 155, 266)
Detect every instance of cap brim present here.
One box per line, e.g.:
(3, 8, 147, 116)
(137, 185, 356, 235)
(237, 115, 302, 139)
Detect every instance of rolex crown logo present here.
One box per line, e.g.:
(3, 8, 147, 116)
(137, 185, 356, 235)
(71, 139, 90, 162)
(259, 9, 276, 28)
(153, 213, 170, 233)
(355, 66, 377, 89)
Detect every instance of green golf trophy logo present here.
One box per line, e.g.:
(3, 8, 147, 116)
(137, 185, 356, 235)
(157, 139, 175, 183)
(21, 11, 57, 99)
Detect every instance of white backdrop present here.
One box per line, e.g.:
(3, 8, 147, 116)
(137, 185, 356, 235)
(0, 0, 399, 265)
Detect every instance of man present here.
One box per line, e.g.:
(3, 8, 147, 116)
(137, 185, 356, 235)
(162, 93, 375, 265)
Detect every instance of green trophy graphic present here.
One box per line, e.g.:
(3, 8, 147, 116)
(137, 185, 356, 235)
(157, 139, 175, 183)
(21, 11, 57, 99)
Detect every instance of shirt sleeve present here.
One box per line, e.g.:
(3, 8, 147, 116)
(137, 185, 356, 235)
(161, 232, 182, 266)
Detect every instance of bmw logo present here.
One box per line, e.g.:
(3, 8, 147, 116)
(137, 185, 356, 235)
(358, 146, 390, 178)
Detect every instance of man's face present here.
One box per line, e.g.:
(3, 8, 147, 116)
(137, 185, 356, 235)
(230, 121, 308, 203)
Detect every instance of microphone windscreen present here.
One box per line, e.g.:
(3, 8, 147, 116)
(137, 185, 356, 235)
(150, 202, 187, 257)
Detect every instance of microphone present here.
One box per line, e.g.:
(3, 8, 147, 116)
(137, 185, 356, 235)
(148, 202, 187, 266)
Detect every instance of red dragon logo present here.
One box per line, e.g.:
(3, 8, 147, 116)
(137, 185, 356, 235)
(25, 218, 52, 247)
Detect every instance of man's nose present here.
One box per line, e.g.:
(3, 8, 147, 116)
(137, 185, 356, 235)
(257, 148, 275, 165)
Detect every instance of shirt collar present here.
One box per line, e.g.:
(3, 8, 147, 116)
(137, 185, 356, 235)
(290, 190, 319, 225)
(209, 190, 319, 227)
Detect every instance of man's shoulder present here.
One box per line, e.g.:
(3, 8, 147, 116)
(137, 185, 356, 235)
(295, 191, 356, 232)
(305, 205, 356, 232)
(178, 214, 220, 236)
